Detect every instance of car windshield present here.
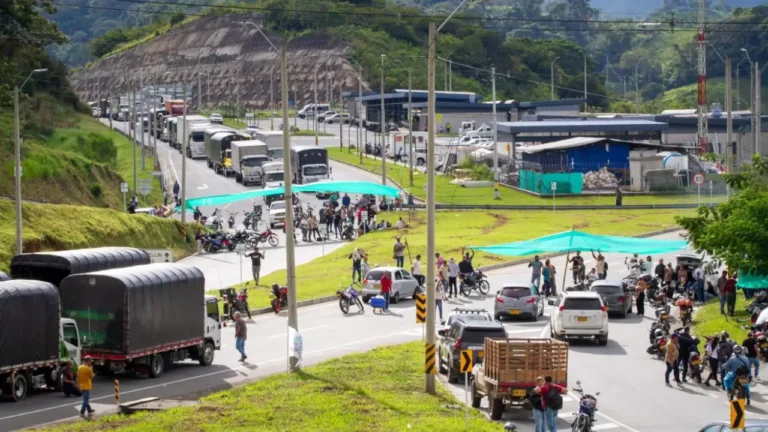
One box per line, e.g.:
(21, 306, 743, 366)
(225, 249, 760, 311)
(591, 285, 621, 295)
(461, 328, 507, 344)
(500, 287, 532, 298)
(304, 166, 327, 176)
(266, 172, 284, 182)
(191, 131, 205, 141)
(365, 270, 388, 281)
(563, 297, 602, 310)
(243, 157, 268, 167)
(271, 202, 285, 210)
(269, 149, 283, 159)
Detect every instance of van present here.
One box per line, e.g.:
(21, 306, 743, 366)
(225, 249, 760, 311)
(297, 103, 330, 119)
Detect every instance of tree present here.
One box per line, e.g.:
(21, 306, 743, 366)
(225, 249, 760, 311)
(677, 155, 768, 275)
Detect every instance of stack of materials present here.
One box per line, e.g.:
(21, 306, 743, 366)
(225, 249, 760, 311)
(583, 168, 617, 190)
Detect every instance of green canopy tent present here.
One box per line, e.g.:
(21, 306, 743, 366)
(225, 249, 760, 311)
(737, 274, 768, 290)
(472, 230, 688, 289)
(179, 180, 400, 211)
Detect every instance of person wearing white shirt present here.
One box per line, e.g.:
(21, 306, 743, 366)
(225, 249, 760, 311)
(411, 255, 424, 287)
(448, 258, 459, 298)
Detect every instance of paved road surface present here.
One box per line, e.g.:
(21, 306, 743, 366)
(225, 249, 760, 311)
(3, 232, 761, 431)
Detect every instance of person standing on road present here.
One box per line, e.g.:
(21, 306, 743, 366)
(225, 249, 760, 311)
(718, 331, 735, 385)
(448, 258, 459, 299)
(361, 254, 370, 280)
(380, 271, 392, 311)
(694, 265, 706, 304)
(435, 274, 445, 321)
(246, 246, 264, 286)
(542, 260, 552, 296)
(665, 333, 681, 385)
(342, 193, 351, 208)
(334, 209, 342, 238)
(412, 255, 424, 287)
(704, 334, 722, 387)
(393, 236, 405, 268)
(62, 360, 81, 397)
(350, 248, 362, 283)
(439, 260, 449, 295)
(548, 260, 557, 296)
(570, 252, 584, 284)
(635, 278, 646, 316)
(77, 356, 95, 418)
(743, 331, 760, 379)
(655, 258, 666, 280)
(530, 376, 546, 432)
(722, 273, 737, 316)
(529, 255, 543, 289)
(534, 375, 566, 432)
(173, 180, 180, 201)
(591, 250, 606, 279)
(234, 311, 247, 362)
(678, 327, 695, 382)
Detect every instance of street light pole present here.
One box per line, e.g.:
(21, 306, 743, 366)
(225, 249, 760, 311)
(408, 69, 413, 187)
(426, 21, 437, 396)
(737, 57, 748, 111)
(635, 63, 640, 114)
(380, 54, 387, 185)
(583, 53, 588, 112)
(358, 64, 363, 164)
(314, 67, 319, 146)
(492, 66, 499, 200)
(271, 66, 275, 131)
(550, 57, 560, 100)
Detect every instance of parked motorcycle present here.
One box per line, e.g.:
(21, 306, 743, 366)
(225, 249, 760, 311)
(341, 221, 358, 241)
(246, 228, 279, 247)
(337, 284, 365, 315)
(571, 381, 599, 432)
(223, 288, 250, 320)
(228, 212, 238, 229)
(688, 348, 703, 383)
(459, 270, 491, 297)
(646, 329, 668, 360)
(270, 284, 289, 313)
(757, 332, 768, 362)
(203, 233, 234, 253)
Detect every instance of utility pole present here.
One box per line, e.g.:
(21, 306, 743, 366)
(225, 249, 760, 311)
(449, 59, 452, 92)
(132, 88, 137, 194)
(634, 64, 640, 114)
(550, 57, 559, 100)
(696, 0, 709, 154)
(492, 66, 499, 200)
(381, 54, 387, 185)
(236, 69, 241, 121)
(108, 93, 113, 130)
(140, 71, 145, 170)
(153, 84, 158, 151)
(270, 66, 275, 131)
(314, 67, 319, 146)
(623, 77, 627, 99)
(181, 83, 187, 224)
(358, 65, 363, 164)
(408, 69, 414, 187)
(425, 21, 437, 395)
(726, 57, 733, 194)
(198, 74, 202, 112)
(13, 87, 22, 255)
(605, 55, 609, 88)
(756, 62, 761, 156)
(583, 53, 588, 112)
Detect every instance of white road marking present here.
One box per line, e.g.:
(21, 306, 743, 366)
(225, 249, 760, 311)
(558, 424, 619, 432)
(268, 324, 330, 338)
(167, 149, 180, 183)
(197, 183, 209, 190)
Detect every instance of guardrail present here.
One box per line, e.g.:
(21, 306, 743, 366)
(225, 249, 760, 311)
(401, 203, 715, 211)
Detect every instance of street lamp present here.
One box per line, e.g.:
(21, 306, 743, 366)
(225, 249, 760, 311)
(550, 57, 560, 100)
(393, 59, 414, 187)
(236, 20, 298, 372)
(737, 57, 749, 110)
(13, 68, 47, 255)
(380, 54, 387, 186)
(741, 48, 753, 65)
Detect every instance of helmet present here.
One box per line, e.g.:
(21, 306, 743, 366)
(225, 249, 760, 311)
(722, 331, 730, 339)
(655, 329, 663, 337)
(734, 345, 743, 355)
(272, 283, 279, 290)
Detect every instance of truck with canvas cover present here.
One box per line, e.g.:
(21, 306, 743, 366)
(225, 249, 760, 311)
(178, 115, 210, 158)
(231, 140, 269, 186)
(0, 280, 82, 402)
(248, 130, 284, 160)
(471, 338, 568, 420)
(206, 130, 249, 176)
(59, 263, 221, 378)
(10, 247, 150, 289)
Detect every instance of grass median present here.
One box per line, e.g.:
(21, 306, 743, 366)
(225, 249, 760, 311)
(693, 295, 751, 347)
(328, 148, 724, 206)
(38, 342, 500, 432)
(227, 208, 691, 309)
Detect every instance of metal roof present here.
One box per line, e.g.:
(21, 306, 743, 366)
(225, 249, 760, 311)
(497, 119, 668, 134)
(521, 137, 606, 154)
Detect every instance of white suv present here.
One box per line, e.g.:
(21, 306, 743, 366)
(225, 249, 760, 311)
(548, 291, 609, 346)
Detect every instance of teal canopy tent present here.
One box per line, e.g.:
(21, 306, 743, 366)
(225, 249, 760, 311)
(737, 273, 768, 290)
(472, 230, 688, 257)
(180, 180, 400, 211)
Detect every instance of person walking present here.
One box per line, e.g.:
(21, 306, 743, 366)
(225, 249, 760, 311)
(743, 331, 760, 379)
(234, 311, 247, 362)
(534, 375, 566, 432)
(448, 258, 459, 299)
(718, 270, 728, 315)
(62, 360, 81, 397)
(704, 334, 722, 387)
(655, 259, 666, 281)
(246, 246, 264, 286)
(718, 332, 735, 385)
(678, 327, 695, 382)
(435, 274, 445, 321)
(635, 277, 646, 316)
(439, 260, 449, 295)
(77, 356, 95, 418)
(412, 255, 424, 287)
(665, 333, 681, 385)
(570, 252, 584, 284)
(350, 248, 362, 283)
(548, 260, 557, 296)
(380, 271, 392, 311)
(393, 236, 405, 268)
(529, 255, 543, 289)
(361, 254, 370, 280)
(723, 273, 737, 316)
(334, 208, 342, 238)
(542, 260, 552, 296)
(530, 377, 546, 432)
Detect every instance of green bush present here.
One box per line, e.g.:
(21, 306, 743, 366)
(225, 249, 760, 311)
(90, 183, 103, 198)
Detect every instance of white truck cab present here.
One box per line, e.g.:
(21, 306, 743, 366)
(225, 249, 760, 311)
(204, 295, 222, 355)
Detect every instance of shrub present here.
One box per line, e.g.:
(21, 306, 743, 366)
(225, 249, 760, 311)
(90, 183, 103, 199)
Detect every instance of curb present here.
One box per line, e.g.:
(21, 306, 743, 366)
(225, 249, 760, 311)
(248, 295, 338, 316)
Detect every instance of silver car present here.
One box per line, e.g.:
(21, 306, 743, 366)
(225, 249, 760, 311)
(589, 280, 633, 318)
(494, 283, 545, 321)
(361, 267, 420, 304)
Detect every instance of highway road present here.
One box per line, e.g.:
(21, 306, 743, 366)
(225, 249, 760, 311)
(2, 230, 763, 431)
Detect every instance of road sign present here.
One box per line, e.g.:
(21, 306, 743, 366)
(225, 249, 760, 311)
(145, 249, 173, 263)
(139, 179, 152, 196)
(460, 349, 474, 373)
(551, 182, 557, 191)
(693, 173, 705, 185)
(120, 183, 128, 193)
(425, 343, 436, 374)
(415, 292, 426, 324)
(731, 398, 745, 429)
(245, 112, 254, 118)
(151, 170, 163, 177)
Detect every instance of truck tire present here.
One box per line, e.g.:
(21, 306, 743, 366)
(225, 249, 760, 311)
(470, 379, 481, 408)
(199, 342, 215, 366)
(490, 395, 505, 420)
(11, 373, 28, 402)
(149, 354, 165, 378)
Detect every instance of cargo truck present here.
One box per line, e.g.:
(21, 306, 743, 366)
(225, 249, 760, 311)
(164, 99, 187, 116)
(262, 161, 285, 188)
(60, 263, 221, 379)
(0, 280, 82, 402)
(471, 338, 568, 420)
(172, 115, 209, 154)
(231, 140, 269, 186)
(290, 146, 329, 184)
(186, 121, 212, 159)
(206, 130, 250, 176)
(249, 130, 284, 160)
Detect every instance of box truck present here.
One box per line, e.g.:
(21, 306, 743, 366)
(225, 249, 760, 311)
(248, 130, 284, 160)
(231, 140, 270, 186)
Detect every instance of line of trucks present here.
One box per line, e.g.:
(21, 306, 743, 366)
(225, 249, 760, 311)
(0, 247, 221, 402)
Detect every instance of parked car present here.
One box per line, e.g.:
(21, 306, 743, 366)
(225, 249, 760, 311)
(268, 200, 286, 228)
(317, 111, 337, 123)
(325, 113, 350, 124)
(209, 113, 224, 124)
(442, 307, 494, 328)
(697, 420, 768, 432)
(589, 280, 633, 318)
(494, 283, 545, 321)
(548, 291, 609, 345)
(360, 267, 420, 304)
(438, 318, 508, 383)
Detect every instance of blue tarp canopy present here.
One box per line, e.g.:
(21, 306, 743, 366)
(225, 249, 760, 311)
(473, 230, 688, 257)
(181, 180, 400, 210)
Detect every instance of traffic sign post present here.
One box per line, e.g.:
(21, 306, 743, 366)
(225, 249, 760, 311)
(460, 349, 474, 430)
(120, 182, 128, 212)
(709, 180, 713, 205)
(415, 292, 426, 341)
(236, 243, 248, 286)
(551, 182, 557, 211)
(693, 173, 705, 207)
(731, 398, 745, 429)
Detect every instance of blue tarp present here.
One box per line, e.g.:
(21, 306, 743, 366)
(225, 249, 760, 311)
(181, 180, 400, 210)
(473, 230, 688, 257)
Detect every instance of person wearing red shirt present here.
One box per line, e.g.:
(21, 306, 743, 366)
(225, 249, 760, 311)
(535, 375, 567, 432)
(722, 273, 737, 316)
(380, 271, 392, 311)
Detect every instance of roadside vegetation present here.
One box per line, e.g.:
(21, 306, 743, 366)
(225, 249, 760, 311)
(328, 148, 724, 206)
(0, 200, 197, 273)
(228, 208, 689, 308)
(38, 342, 501, 432)
(692, 296, 750, 348)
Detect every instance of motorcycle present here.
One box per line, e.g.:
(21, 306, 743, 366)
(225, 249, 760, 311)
(459, 270, 491, 297)
(270, 285, 289, 313)
(228, 212, 238, 229)
(689, 348, 703, 383)
(341, 221, 358, 241)
(222, 288, 250, 320)
(571, 381, 599, 432)
(757, 332, 768, 362)
(336, 284, 365, 315)
(731, 371, 751, 403)
(679, 306, 693, 327)
(243, 205, 262, 230)
(203, 233, 235, 253)
(251, 228, 279, 247)
(646, 330, 667, 360)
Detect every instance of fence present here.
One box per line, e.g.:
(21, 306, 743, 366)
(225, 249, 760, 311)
(518, 170, 584, 194)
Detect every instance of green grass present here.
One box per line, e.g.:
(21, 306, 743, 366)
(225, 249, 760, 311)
(224, 208, 691, 308)
(293, 129, 334, 137)
(0, 200, 198, 272)
(218, 118, 333, 137)
(38, 342, 501, 432)
(328, 148, 724, 206)
(693, 294, 751, 348)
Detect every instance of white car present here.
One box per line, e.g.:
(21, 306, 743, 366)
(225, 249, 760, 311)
(548, 291, 609, 345)
(360, 266, 421, 304)
(210, 113, 224, 124)
(325, 113, 350, 124)
(268, 200, 286, 228)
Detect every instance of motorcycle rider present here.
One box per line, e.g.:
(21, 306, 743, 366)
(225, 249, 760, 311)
(718, 331, 735, 385)
(676, 297, 694, 325)
(459, 251, 476, 287)
(722, 345, 752, 404)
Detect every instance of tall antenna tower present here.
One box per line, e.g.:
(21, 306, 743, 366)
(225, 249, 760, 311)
(696, 0, 709, 153)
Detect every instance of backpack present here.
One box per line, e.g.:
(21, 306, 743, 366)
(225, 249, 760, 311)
(529, 392, 544, 411)
(735, 358, 750, 377)
(718, 342, 733, 364)
(546, 386, 563, 410)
